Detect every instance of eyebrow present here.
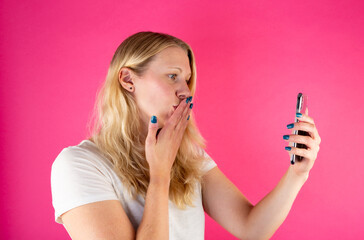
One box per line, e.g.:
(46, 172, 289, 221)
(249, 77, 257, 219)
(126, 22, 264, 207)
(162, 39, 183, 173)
(168, 67, 192, 77)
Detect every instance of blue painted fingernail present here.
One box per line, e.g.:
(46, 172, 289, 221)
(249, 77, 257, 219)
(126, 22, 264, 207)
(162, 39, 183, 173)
(283, 135, 290, 140)
(186, 96, 193, 103)
(287, 123, 294, 129)
(189, 103, 193, 109)
(187, 115, 190, 120)
(285, 146, 291, 151)
(296, 113, 302, 118)
(151, 115, 157, 123)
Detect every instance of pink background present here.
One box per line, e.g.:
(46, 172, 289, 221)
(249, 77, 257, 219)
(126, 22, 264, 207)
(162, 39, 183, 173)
(1, 0, 363, 239)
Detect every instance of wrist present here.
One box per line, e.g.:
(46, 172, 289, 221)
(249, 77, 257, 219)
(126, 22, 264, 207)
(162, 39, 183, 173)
(148, 162, 171, 177)
(288, 166, 309, 184)
(150, 170, 171, 184)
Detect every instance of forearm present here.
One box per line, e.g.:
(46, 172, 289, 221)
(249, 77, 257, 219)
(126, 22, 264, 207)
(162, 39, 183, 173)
(136, 175, 170, 240)
(245, 166, 308, 240)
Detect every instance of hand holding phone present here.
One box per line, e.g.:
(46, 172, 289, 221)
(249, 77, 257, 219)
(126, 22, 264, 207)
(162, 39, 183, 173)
(290, 93, 310, 165)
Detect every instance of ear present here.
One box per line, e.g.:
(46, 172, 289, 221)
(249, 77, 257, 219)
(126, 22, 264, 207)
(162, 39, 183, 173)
(119, 67, 135, 92)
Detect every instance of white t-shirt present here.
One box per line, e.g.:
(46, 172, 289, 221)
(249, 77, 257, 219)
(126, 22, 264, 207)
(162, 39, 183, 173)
(51, 139, 217, 240)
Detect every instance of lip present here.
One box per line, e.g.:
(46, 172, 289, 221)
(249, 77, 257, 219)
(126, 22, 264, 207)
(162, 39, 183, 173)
(173, 105, 178, 110)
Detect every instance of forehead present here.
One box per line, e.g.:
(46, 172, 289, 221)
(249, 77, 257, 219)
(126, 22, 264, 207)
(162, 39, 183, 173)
(151, 47, 191, 72)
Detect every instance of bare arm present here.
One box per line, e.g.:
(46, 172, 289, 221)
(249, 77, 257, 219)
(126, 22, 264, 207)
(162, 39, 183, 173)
(246, 108, 321, 239)
(61, 200, 136, 240)
(244, 166, 307, 240)
(138, 96, 193, 239)
(202, 110, 321, 240)
(136, 175, 170, 240)
(203, 166, 307, 240)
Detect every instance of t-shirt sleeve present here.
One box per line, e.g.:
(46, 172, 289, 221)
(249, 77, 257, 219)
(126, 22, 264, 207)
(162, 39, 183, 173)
(200, 148, 217, 174)
(51, 148, 119, 224)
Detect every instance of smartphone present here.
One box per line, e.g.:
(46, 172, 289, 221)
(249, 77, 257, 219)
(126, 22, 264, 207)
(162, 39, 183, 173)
(290, 93, 310, 165)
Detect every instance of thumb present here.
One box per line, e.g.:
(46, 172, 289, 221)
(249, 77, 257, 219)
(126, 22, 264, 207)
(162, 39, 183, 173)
(146, 115, 158, 145)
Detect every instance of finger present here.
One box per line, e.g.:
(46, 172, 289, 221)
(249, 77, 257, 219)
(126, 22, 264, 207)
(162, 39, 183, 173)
(285, 146, 310, 159)
(287, 121, 315, 138)
(283, 134, 316, 150)
(312, 124, 321, 143)
(296, 112, 315, 125)
(298, 107, 321, 143)
(175, 101, 193, 134)
(166, 97, 190, 129)
(146, 115, 158, 145)
(177, 108, 193, 145)
(174, 96, 192, 127)
(290, 117, 321, 143)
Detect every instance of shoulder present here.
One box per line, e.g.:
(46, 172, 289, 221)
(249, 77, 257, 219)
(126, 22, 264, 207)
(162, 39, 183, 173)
(51, 139, 117, 193)
(51, 140, 119, 224)
(197, 148, 218, 175)
(52, 140, 112, 174)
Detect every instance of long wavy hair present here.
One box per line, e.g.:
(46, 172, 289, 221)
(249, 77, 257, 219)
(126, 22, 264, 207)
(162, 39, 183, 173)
(86, 31, 209, 209)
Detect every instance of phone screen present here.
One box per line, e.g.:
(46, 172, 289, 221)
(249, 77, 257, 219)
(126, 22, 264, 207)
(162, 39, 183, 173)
(290, 93, 309, 165)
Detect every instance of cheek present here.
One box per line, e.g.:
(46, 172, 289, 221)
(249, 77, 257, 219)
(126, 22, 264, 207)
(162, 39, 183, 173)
(155, 84, 173, 113)
(146, 82, 169, 105)
(148, 87, 172, 127)
(138, 81, 173, 117)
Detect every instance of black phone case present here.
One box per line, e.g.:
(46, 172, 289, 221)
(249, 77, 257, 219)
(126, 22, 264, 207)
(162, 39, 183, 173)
(290, 93, 309, 165)
(294, 130, 310, 162)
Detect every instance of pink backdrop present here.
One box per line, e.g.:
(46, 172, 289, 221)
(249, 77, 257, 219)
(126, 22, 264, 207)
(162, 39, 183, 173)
(1, 0, 363, 239)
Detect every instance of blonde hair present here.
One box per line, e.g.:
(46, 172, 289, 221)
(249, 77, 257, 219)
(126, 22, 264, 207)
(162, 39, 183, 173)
(86, 31, 208, 208)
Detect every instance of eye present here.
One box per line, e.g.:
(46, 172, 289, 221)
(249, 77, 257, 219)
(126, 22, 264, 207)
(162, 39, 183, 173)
(168, 74, 177, 80)
(169, 74, 190, 84)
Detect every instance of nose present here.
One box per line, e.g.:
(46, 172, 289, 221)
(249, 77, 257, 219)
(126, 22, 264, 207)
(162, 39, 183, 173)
(176, 84, 191, 102)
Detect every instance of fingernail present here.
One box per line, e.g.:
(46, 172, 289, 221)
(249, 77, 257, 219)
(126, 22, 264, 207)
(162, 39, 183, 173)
(186, 96, 193, 103)
(283, 135, 290, 140)
(189, 103, 193, 109)
(151, 115, 157, 123)
(285, 146, 291, 151)
(296, 113, 302, 118)
(287, 123, 294, 129)
(187, 115, 190, 120)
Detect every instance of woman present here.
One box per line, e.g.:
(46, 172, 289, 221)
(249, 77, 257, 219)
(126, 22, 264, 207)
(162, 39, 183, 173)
(51, 31, 321, 240)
